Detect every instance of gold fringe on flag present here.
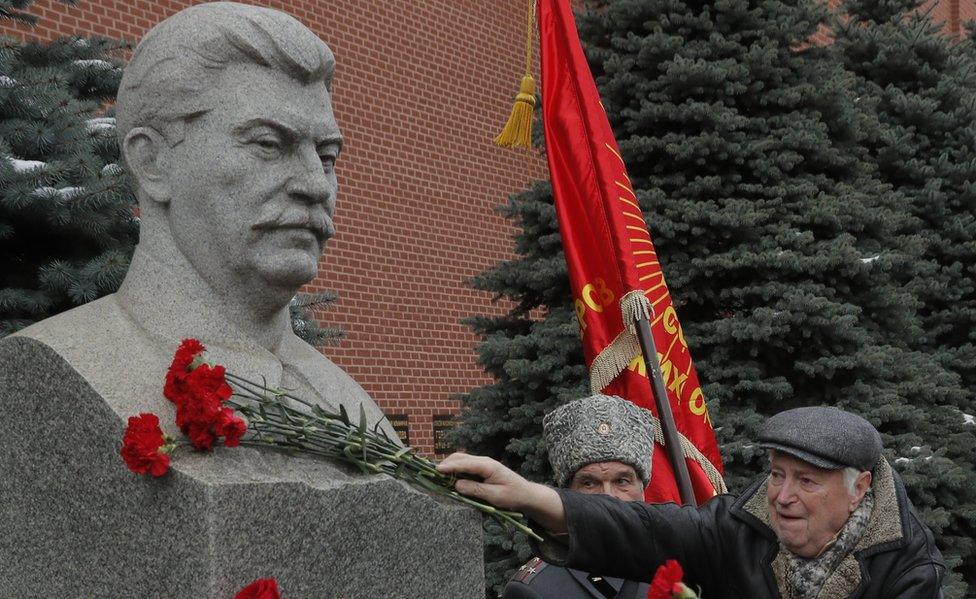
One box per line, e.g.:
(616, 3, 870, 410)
(590, 290, 728, 497)
(494, 0, 537, 149)
(590, 290, 652, 393)
(649, 416, 729, 496)
(620, 289, 652, 334)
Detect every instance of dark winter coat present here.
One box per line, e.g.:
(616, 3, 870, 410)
(503, 557, 648, 599)
(533, 459, 945, 598)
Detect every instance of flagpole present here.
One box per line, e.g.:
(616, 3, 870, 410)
(633, 313, 697, 506)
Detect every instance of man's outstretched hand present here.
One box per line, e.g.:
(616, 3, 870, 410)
(437, 452, 567, 534)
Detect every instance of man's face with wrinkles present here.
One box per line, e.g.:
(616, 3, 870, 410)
(569, 461, 644, 501)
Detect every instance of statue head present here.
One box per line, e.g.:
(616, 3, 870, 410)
(118, 2, 342, 300)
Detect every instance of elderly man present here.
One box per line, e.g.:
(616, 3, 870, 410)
(8, 2, 393, 438)
(504, 395, 651, 599)
(441, 406, 946, 598)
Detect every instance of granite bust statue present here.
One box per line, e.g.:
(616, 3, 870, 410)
(12, 1, 394, 440)
(0, 3, 484, 595)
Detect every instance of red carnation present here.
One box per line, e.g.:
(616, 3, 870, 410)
(235, 578, 280, 599)
(186, 363, 233, 405)
(185, 422, 218, 451)
(163, 339, 247, 451)
(217, 408, 247, 447)
(648, 559, 695, 599)
(121, 413, 173, 477)
(178, 368, 238, 450)
(164, 338, 206, 404)
(171, 338, 205, 371)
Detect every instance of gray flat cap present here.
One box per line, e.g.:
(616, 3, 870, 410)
(543, 394, 655, 487)
(759, 406, 882, 472)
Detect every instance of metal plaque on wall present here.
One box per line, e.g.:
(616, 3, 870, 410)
(432, 414, 458, 455)
(387, 413, 410, 446)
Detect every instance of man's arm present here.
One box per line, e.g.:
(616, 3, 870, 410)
(436, 452, 568, 533)
(437, 452, 730, 585)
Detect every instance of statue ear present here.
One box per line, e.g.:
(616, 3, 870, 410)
(122, 126, 170, 205)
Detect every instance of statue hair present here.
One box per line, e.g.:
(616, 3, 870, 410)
(116, 2, 335, 148)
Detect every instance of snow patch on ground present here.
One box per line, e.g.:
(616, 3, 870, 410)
(0, 75, 17, 88)
(861, 255, 880, 264)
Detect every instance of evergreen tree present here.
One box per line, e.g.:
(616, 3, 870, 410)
(456, 0, 974, 595)
(833, 4, 976, 590)
(0, 1, 137, 337)
(290, 291, 346, 348)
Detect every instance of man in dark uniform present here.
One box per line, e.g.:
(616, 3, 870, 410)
(503, 394, 653, 599)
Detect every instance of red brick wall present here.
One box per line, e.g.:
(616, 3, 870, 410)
(924, 0, 976, 36)
(2, 0, 549, 456)
(961, 0, 976, 31)
(808, 0, 975, 44)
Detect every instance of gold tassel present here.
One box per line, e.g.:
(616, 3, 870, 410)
(494, 74, 536, 149)
(494, 0, 537, 150)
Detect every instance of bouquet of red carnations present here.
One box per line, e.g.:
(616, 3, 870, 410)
(121, 338, 540, 543)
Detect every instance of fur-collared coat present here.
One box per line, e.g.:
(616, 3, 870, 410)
(534, 459, 945, 598)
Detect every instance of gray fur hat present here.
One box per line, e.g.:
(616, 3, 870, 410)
(543, 394, 655, 488)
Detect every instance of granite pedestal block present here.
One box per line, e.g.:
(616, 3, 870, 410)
(0, 337, 484, 597)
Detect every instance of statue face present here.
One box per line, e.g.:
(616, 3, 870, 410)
(162, 62, 341, 294)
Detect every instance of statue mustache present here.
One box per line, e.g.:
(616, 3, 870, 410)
(252, 211, 335, 241)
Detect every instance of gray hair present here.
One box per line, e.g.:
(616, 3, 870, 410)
(842, 466, 863, 496)
(116, 2, 335, 147)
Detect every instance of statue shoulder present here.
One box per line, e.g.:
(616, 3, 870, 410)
(2, 296, 172, 421)
(279, 334, 399, 442)
(11, 295, 153, 366)
(280, 334, 370, 398)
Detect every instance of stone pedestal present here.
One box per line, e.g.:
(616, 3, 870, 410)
(0, 337, 484, 597)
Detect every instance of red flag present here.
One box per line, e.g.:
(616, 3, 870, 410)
(537, 0, 724, 503)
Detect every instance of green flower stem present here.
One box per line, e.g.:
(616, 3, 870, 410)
(222, 372, 542, 542)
